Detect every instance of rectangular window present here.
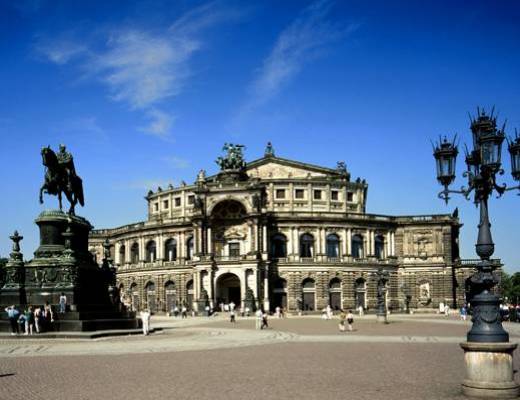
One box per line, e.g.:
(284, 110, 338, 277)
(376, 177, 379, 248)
(175, 197, 181, 207)
(276, 189, 286, 199)
(163, 200, 169, 209)
(295, 189, 304, 199)
(188, 195, 195, 205)
(331, 190, 339, 201)
(314, 190, 322, 200)
(229, 243, 240, 257)
(347, 192, 354, 202)
(154, 203, 159, 212)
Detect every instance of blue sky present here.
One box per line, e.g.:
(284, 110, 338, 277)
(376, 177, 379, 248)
(1, 0, 519, 271)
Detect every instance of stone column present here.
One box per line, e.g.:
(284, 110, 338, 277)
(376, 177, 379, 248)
(157, 234, 163, 261)
(207, 227, 212, 254)
(391, 232, 395, 256)
(248, 223, 253, 254)
(208, 269, 214, 308)
(262, 224, 267, 254)
(179, 232, 185, 259)
(321, 228, 326, 255)
(347, 228, 352, 256)
(263, 265, 270, 311)
(241, 269, 247, 303)
(386, 231, 391, 257)
(341, 230, 347, 258)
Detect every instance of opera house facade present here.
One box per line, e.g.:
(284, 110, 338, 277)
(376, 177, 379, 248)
(89, 143, 475, 314)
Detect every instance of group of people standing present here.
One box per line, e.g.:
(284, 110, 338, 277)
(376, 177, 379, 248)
(4, 293, 67, 335)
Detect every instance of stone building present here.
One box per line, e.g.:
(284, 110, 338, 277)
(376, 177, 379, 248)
(89, 143, 476, 314)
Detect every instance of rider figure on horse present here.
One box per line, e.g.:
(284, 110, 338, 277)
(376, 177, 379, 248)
(57, 144, 76, 191)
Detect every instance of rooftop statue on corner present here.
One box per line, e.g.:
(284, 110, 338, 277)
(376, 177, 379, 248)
(216, 143, 246, 171)
(39, 144, 85, 215)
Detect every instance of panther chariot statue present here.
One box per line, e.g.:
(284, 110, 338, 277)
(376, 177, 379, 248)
(39, 144, 84, 215)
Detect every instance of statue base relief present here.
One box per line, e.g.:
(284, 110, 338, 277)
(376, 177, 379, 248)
(460, 342, 519, 399)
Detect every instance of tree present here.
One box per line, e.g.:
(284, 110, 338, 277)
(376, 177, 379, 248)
(501, 271, 520, 304)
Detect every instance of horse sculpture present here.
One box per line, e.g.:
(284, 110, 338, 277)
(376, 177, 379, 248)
(39, 146, 84, 215)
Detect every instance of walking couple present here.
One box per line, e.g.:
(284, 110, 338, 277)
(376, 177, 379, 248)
(338, 309, 354, 332)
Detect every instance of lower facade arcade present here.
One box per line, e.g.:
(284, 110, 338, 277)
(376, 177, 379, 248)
(115, 262, 475, 314)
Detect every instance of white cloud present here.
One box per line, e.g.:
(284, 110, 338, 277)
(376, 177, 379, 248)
(36, 2, 242, 138)
(235, 0, 357, 123)
(36, 39, 87, 65)
(138, 109, 175, 138)
(161, 155, 190, 169)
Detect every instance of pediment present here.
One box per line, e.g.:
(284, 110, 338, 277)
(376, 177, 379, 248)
(246, 157, 340, 180)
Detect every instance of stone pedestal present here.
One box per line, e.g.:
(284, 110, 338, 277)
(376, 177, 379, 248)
(460, 342, 519, 399)
(1, 210, 139, 332)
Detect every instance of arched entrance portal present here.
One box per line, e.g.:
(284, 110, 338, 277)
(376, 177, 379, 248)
(216, 273, 241, 307)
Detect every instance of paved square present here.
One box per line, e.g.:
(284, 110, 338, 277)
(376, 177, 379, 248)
(0, 315, 519, 400)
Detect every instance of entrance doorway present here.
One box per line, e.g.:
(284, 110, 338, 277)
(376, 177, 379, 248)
(216, 273, 241, 307)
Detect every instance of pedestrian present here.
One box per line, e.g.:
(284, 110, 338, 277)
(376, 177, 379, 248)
(444, 303, 450, 317)
(34, 306, 42, 333)
(346, 309, 354, 332)
(460, 305, 467, 321)
(275, 306, 281, 318)
(255, 309, 263, 330)
(43, 301, 54, 331)
(173, 306, 179, 318)
(181, 305, 187, 319)
(326, 304, 332, 320)
(338, 309, 346, 332)
(229, 301, 235, 312)
(140, 309, 151, 335)
(230, 310, 236, 324)
(24, 306, 35, 335)
(358, 305, 364, 316)
(18, 313, 26, 334)
(59, 292, 67, 314)
(261, 311, 269, 330)
(5, 305, 20, 335)
(205, 305, 210, 317)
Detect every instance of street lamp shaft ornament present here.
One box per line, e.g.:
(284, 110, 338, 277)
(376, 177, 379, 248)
(432, 108, 520, 343)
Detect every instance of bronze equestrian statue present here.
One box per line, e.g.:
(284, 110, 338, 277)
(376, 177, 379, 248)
(39, 144, 84, 215)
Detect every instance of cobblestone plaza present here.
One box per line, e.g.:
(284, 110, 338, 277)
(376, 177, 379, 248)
(1, 315, 520, 400)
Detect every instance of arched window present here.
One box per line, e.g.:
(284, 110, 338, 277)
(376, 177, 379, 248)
(270, 233, 287, 258)
(186, 279, 194, 310)
(186, 236, 194, 260)
(300, 233, 314, 258)
(145, 281, 156, 312)
(165, 281, 176, 312)
(146, 240, 156, 263)
(355, 278, 366, 309)
(326, 233, 340, 258)
(119, 244, 126, 264)
(164, 238, 177, 262)
(130, 242, 139, 263)
(329, 278, 342, 310)
(302, 278, 316, 311)
(351, 234, 364, 259)
(130, 282, 139, 311)
(375, 235, 385, 259)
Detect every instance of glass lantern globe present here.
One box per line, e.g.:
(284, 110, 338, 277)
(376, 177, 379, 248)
(434, 138, 458, 187)
(509, 135, 520, 181)
(479, 130, 504, 172)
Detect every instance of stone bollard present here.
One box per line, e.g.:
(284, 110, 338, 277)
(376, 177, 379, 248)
(460, 342, 519, 399)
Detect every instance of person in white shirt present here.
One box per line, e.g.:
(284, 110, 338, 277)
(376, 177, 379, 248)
(140, 309, 151, 335)
(255, 309, 263, 329)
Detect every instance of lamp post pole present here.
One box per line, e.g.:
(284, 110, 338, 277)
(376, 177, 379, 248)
(432, 108, 520, 398)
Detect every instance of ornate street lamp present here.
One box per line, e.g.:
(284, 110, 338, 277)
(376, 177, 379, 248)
(432, 108, 520, 398)
(375, 267, 389, 323)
